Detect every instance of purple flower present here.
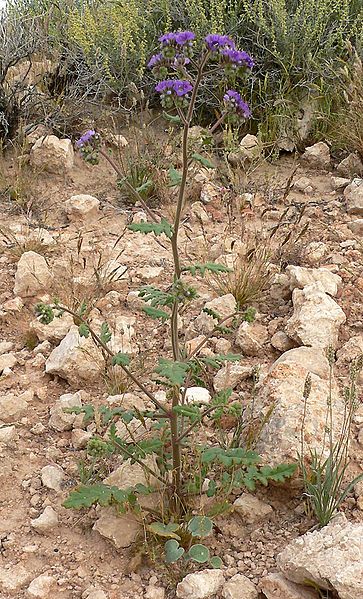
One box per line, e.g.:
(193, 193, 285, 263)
(205, 34, 235, 51)
(148, 53, 163, 69)
(159, 32, 177, 45)
(173, 54, 191, 67)
(175, 31, 195, 46)
(224, 90, 251, 118)
(76, 130, 96, 148)
(222, 48, 254, 69)
(173, 79, 193, 96)
(155, 79, 193, 97)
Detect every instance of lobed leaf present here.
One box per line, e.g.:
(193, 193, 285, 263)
(128, 219, 173, 239)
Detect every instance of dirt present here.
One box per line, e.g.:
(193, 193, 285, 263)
(0, 141, 362, 599)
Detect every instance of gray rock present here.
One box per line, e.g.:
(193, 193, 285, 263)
(302, 142, 330, 168)
(65, 194, 100, 223)
(0, 563, 32, 591)
(286, 265, 341, 297)
(14, 251, 53, 298)
(41, 465, 64, 491)
(214, 363, 252, 392)
(93, 508, 141, 549)
(336, 153, 363, 177)
(0, 352, 17, 371)
(30, 312, 74, 343)
(0, 392, 28, 423)
(277, 513, 363, 599)
(27, 574, 56, 597)
(348, 219, 363, 235)
(233, 493, 273, 524)
(30, 135, 74, 174)
(344, 178, 363, 215)
(235, 321, 268, 356)
(273, 347, 330, 380)
(271, 331, 296, 352)
(0, 425, 17, 443)
(222, 574, 258, 599)
(31, 506, 58, 534)
(259, 573, 319, 598)
(286, 283, 346, 348)
(49, 390, 86, 432)
(176, 569, 225, 599)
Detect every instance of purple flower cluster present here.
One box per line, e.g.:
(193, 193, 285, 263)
(205, 34, 235, 51)
(223, 90, 251, 119)
(155, 79, 193, 97)
(159, 31, 195, 47)
(221, 48, 254, 69)
(76, 129, 96, 148)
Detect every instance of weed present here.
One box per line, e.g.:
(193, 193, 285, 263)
(299, 351, 363, 527)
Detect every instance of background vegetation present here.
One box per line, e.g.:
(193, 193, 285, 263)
(2, 0, 363, 149)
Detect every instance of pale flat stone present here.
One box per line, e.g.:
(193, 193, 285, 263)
(233, 493, 273, 524)
(14, 251, 52, 297)
(30, 135, 74, 174)
(176, 569, 225, 599)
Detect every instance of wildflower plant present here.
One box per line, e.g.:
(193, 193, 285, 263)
(36, 31, 296, 570)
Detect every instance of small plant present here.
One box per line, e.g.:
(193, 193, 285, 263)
(299, 351, 363, 527)
(36, 31, 296, 571)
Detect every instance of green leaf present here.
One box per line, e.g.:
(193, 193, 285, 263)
(164, 539, 185, 563)
(163, 111, 181, 124)
(155, 358, 189, 386)
(78, 323, 90, 338)
(136, 180, 153, 194)
(128, 219, 173, 239)
(78, 301, 88, 318)
(148, 522, 181, 540)
(259, 463, 298, 483)
(207, 500, 232, 517)
(168, 167, 182, 187)
(100, 322, 112, 344)
(187, 544, 210, 563)
(188, 516, 213, 538)
(210, 556, 223, 568)
(172, 405, 202, 421)
(191, 152, 215, 169)
(63, 484, 113, 509)
(182, 262, 232, 277)
(63, 405, 94, 426)
(112, 352, 130, 367)
(207, 479, 217, 497)
(35, 303, 54, 325)
(139, 286, 175, 308)
(143, 306, 170, 321)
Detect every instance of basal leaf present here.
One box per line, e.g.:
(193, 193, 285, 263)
(164, 539, 184, 563)
(210, 556, 223, 568)
(162, 111, 181, 124)
(187, 544, 210, 563)
(191, 153, 215, 169)
(183, 262, 232, 277)
(187, 516, 213, 538)
(148, 522, 181, 540)
(63, 484, 113, 509)
(136, 180, 153, 194)
(128, 219, 173, 239)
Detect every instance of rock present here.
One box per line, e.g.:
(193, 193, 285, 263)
(0, 392, 28, 422)
(65, 194, 100, 223)
(135, 265, 163, 283)
(0, 425, 16, 443)
(45, 325, 103, 386)
(190, 201, 209, 223)
(254, 354, 344, 464)
(176, 569, 225, 599)
(41, 465, 64, 491)
(271, 331, 295, 352)
(71, 428, 92, 449)
(214, 363, 252, 392)
(293, 177, 314, 194)
(259, 573, 319, 599)
(348, 219, 363, 235)
(302, 242, 329, 266)
(286, 283, 346, 348)
(184, 387, 211, 405)
(302, 142, 330, 168)
(336, 153, 363, 177)
(235, 321, 268, 356)
(27, 574, 56, 597)
(2, 296, 24, 312)
(14, 251, 53, 297)
(238, 134, 262, 162)
(0, 352, 17, 371)
(205, 294, 237, 320)
(93, 508, 141, 549)
(331, 176, 350, 191)
(83, 587, 108, 599)
(106, 393, 145, 411)
(0, 340, 14, 354)
(233, 493, 273, 524)
(222, 574, 258, 599)
(277, 513, 363, 599)
(48, 390, 86, 432)
(145, 587, 165, 599)
(344, 178, 363, 215)
(30, 313, 74, 343)
(286, 265, 341, 297)
(200, 182, 220, 204)
(0, 563, 32, 591)
(273, 347, 330, 380)
(336, 336, 363, 380)
(31, 506, 59, 534)
(104, 457, 159, 489)
(30, 135, 74, 173)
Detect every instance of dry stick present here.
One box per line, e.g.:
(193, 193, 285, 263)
(50, 304, 170, 416)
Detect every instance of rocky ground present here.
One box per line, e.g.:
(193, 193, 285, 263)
(0, 130, 363, 599)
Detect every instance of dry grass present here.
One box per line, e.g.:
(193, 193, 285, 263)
(0, 225, 53, 260)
